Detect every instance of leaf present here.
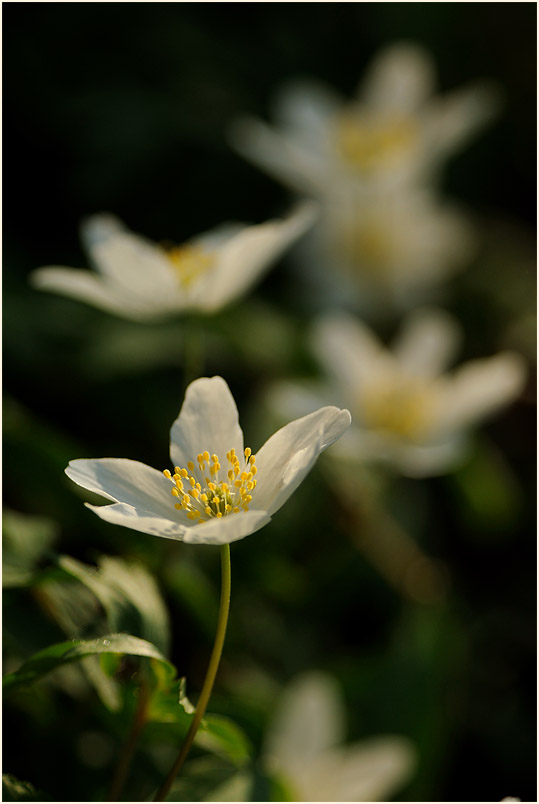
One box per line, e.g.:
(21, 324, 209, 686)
(3, 633, 174, 691)
(197, 715, 253, 768)
(2, 774, 49, 801)
(2, 509, 58, 588)
(58, 554, 171, 655)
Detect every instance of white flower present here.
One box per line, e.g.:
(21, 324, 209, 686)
(65, 376, 351, 545)
(31, 205, 316, 322)
(230, 41, 499, 195)
(263, 671, 416, 801)
(269, 309, 526, 477)
(300, 184, 474, 312)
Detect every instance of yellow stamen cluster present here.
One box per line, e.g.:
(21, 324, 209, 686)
(360, 376, 436, 440)
(163, 447, 258, 523)
(335, 111, 417, 173)
(165, 244, 215, 288)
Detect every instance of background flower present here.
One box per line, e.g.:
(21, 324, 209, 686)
(262, 671, 416, 801)
(268, 308, 527, 477)
(31, 206, 316, 321)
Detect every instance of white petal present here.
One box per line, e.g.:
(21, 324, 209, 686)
(392, 307, 461, 377)
(65, 458, 177, 521)
(82, 215, 181, 302)
(328, 425, 467, 478)
(311, 312, 393, 398)
(272, 79, 342, 152)
(169, 376, 244, 470)
(264, 672, 345, 772)
(435, 351, 527, 435)
(198, 204, 317, 312)
(423, 82, 501, 162)
(360, 42, 435, 112)
(229, 116, 330, 195)
(254, 406, 351, 517)
(181, 509, 271, 545)
(297, 736, 416, 802)
(85, 501, 188, 541)
(30, 267, 168, 321)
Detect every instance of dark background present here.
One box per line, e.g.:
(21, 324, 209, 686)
(3, 3, 537, 802)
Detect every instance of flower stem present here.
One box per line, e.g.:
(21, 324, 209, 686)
(153, 544, 232, 802)
(107, 677, 150, 801)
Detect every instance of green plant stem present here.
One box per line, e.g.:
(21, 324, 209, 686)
(153, 544, 231, 802)
(183, 318, 205, 388)
(107, 679, 150, 801)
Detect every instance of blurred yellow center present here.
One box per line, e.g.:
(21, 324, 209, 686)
(335, 111, 418, 172)
(360, 376, 435, 440)
(165, 244, 215, 288)
(163, 447, 257, 522)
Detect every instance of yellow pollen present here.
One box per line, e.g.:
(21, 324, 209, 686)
(165, 243, 215, 289)
(162, 445, 257, 523)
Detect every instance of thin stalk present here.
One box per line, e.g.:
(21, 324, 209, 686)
(107, 679, 150, 801)
(153, 544, 232, 802)
(183, 318, 205, 388)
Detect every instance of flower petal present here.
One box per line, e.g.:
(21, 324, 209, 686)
(82, 215, 181, 303)
(392, 307, 461, 378)
(85, 501, 188, 541)
(254, 406, 351, 517)
(229, 116, 330, 195)
(198, 204, 317, 312)
(435, 351, 527, 435)
(181, 509, 271, 545)
(423, 82, 501, 163)
(169, 376, 244, 470)
(296, 736, 416, 802)
(65, 458, 176, 521)
(264, 673, 345, 772)
(360, 42, 435, 112)
(311, 312, 393, 398)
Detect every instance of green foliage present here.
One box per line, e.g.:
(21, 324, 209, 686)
(3, 633, 173, 691)
(3, 509, 58, 588)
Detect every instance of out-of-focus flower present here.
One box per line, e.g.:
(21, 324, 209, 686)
(269, 309, 527, 477)
(65, 376, 350, 545)
(31, 205, 316, 321)
(262, 671, 416, 801)
(231, 41, 499, 195)
(301, 185, 474, 311)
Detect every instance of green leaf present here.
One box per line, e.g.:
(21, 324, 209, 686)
(3, 633, 174, 691)
(2, 774, 49, 801)
(197, 715, 253, 768)
(3, 509, 58, 588)
(58, 554, 171, 655)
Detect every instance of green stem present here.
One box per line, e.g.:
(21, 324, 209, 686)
(107, 678, 150, 801)
(153, 544, 232, 802)
(183, 317, 205, 388)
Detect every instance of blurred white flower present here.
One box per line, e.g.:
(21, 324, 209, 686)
(269, 309, 527, 477)
(263, 671, 416, 801)
(66, 376, 350, 545)
(31, 205, 316, 321)
(231, 41, 499, 195)
(301, 185, 474, 311)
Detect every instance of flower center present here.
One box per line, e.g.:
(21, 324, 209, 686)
(163, 447, 257, 522)
(359, 376, 436, 440)
(334, 111, 418, 173)
(164, 244, 215, 288)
